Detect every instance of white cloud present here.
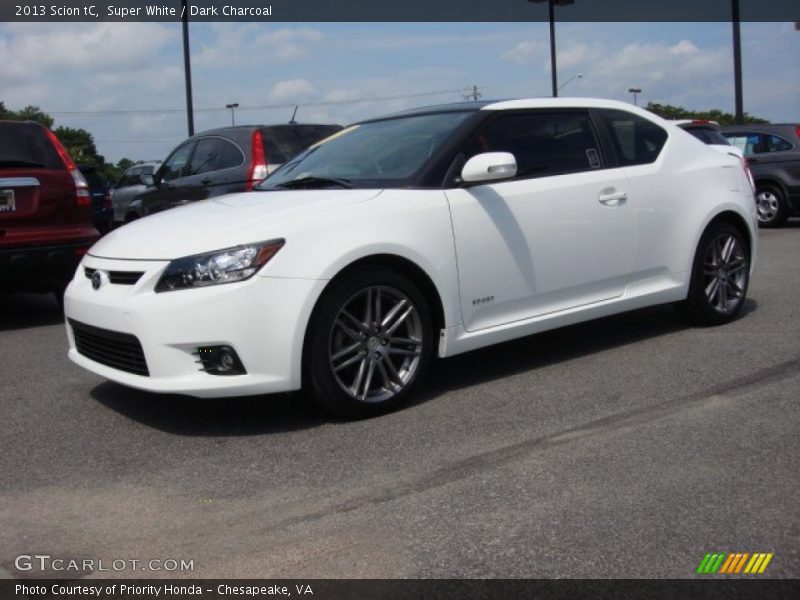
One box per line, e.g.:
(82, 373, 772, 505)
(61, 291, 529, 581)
(502, 40, 545, 65)
(254, 28, 323, 60)
(269, 79, 316, 102)
(193, 24, 323, 67)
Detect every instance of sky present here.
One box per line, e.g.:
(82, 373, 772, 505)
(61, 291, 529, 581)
(1, 21, 798, 164)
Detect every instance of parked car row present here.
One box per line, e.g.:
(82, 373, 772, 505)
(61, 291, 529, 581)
(1, 119, 342, 300)
(113, 124, 342, 224)
(720, 124, 800, 227)
(671, 119, 800, 227)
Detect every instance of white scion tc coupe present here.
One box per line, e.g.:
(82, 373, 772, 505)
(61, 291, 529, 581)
(65, 98, 757, 417)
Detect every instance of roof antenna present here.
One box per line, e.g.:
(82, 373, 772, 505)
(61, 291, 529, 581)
(289, 105, 298, 124)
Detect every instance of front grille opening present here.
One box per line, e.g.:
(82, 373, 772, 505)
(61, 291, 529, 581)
(84, 267, 144, 285)
(69, 319, 149, 376)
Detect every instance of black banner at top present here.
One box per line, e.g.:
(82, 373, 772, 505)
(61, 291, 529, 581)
(2, 0, 800, 22)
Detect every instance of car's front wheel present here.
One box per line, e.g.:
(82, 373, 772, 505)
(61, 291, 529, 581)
(755, 184, 788, 228)
(682, 222, 750, 325)
(305, 267, 434, 417)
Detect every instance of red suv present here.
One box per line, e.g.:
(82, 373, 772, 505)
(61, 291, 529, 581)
(0, 120, 99, 299)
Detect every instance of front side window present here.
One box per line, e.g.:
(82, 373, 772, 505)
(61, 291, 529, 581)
(260, 112, 472, 189)
(188, 138, 243, 175)
(463, 111, 603, 178)
(160, 143, 194, 182)
(600, 109, 668, 166)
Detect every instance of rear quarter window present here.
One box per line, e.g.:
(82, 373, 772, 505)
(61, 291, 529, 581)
(0, 123, 63, 169)
(600, 110, 668, 166)
(765, 134, 793, 152)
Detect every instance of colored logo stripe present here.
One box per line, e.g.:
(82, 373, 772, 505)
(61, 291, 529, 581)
(697, 552, 773, 574)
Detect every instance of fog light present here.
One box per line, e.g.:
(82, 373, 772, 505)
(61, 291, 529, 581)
(194, 345, 246, 376)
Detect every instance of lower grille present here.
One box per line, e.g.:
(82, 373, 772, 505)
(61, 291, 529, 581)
(69, 319, 149, 376)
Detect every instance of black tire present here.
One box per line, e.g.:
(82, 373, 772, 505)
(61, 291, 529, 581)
(304, 267, 434, 418)
(755, 184, 789, 228)
(681, 222, 750, 325)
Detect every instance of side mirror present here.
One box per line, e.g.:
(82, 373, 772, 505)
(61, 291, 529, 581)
(141, 174, 155, 187)
(461, 152, 517, 184)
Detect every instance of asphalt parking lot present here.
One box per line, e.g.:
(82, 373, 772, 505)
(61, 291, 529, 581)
(1, 223, 798, 580)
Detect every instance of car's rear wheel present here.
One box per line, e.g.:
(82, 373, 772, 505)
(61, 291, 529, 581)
(755, 184, 788, 227)
(681, 222, 750, 325)
(305, 267, 434, 417)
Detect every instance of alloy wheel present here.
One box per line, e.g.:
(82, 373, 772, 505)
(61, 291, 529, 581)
(702, 233, 748, 315)
(328, 285, 423, 403)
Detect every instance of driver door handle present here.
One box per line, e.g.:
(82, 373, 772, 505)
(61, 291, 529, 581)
(598, 190, 628, 206)
(201, 178, 213, 185)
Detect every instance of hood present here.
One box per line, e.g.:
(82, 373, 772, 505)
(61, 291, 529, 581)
(89, 189, 383, 260)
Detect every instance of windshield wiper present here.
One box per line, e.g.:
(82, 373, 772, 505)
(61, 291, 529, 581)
(274, 176, 352, 189)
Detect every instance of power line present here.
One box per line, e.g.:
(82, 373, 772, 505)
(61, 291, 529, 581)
(45, 88, 465, 118)
(463, 85, 483, 101)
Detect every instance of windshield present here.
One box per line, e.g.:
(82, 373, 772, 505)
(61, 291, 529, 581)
(259, 112, 472, 189)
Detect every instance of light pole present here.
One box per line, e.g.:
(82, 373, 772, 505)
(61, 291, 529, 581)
(528, 0, 576, 97)
(557, 72, 584, 93)
(628, 87, 642, 106)
(226, 103, 239, 126)
(181, 0, 194, 136)
(731, 0, 744, 124)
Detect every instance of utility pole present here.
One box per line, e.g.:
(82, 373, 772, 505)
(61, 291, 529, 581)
(463, 85, 483, 101)
(731, 0, 744, 124)
(181, 0, 195, 136)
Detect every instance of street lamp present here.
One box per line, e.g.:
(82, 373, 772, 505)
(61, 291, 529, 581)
(226, 103, 240, 126)
(557, 72, 584, 93)
(628, 87, 642, 106)
(528, 0, 576, 98)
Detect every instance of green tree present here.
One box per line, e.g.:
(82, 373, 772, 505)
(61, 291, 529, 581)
(53, 126, 104, 166)
(645, 102, 769, 125)
(116, 158, 135, 172)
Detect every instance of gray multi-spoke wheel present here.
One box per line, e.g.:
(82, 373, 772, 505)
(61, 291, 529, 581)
(702, 233, 748, 315)
(329, 285, 423, 403)
(305, 267, 433, 417)
(682, 222, 750, 325)
(754, 184, 788, 228)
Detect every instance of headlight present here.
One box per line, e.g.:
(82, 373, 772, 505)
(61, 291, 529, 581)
(155, 239, 285, 292)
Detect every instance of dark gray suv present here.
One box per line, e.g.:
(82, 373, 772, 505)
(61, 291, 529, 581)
(126, 124, 341, 221)
(721, 124, 800, 227)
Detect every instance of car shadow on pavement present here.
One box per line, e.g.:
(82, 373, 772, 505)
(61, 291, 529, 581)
(0, 292, 63, 331)
(413, 299, 759, 407)
(91, 384, 328, 435)
(90, 299, 757, 434)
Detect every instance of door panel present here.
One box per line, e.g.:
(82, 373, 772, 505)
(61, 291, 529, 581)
(446, 168, 634, 332)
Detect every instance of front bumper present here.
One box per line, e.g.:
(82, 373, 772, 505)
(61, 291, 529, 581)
(64, 255, 327, 397)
